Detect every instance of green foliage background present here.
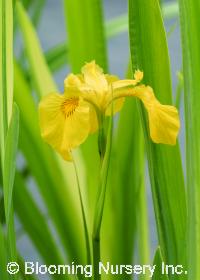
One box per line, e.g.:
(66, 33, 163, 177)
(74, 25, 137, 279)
(0, 0, 198, 279)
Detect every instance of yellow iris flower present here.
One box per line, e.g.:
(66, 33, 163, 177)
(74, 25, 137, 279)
(39, 61, 180, 160)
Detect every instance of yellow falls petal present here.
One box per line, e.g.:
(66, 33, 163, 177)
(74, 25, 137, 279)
(62, 99, 90, 149)
(147, 102, 180, 145)
(82, 60, 108, 94)
(39, 93, 90, 160)
(39, 93, 71, 160)
(110, 84, 180, 145)
(134, 86, 180, 145)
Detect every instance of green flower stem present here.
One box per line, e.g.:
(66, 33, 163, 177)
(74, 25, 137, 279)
(92, 170, 109, 280)
(92, 165, 107, 280)
(92, 237, 101, 280)
(72, 157, 91, 265)
(92, 113, 113, 280)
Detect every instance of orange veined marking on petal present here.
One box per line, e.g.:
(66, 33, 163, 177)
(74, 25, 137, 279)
(61, 97, 79, 118)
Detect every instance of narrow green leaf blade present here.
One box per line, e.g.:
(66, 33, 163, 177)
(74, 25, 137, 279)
(16, 1, 57, 98)
(0, 224, 8, 280)
(45, 43, 68, 72)
(3, 104, 19, 223)
(0, 0, 13, 168)
(63, 0, 107, 72)
(178, 0, 200, 279)
(128, 0, 187, 273)
(152, 247, 169, 280)
(106, 2, 179, 38)
(3, 104, 19, 279)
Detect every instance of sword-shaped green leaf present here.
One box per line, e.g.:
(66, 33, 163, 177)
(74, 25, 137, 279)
(178, 0, 200, 279)
(0, 0, 13, 170)
(152, 247, 169, 280)
(3, 104, 19, 223)
(16, 1, 57, 98)
(0, 224, 8, 280)
(128, 0, 187, 276)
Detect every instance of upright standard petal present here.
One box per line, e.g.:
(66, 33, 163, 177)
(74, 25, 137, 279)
(82, 61, 108, 94)
(64, 73, 83, 89)
(39, 92, 90, 160)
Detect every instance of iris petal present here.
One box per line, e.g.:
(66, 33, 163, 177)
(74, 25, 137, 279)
(134, 86, 180, 145)
(82, 61, 108, 94)
(64, 73, 83, 89)
(147, 101, 180, 145)
(39, 93, 90, 160)
(111, 83, 180, 145)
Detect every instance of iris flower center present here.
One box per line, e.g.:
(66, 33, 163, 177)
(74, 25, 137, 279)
(61, 97, 79, 118)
